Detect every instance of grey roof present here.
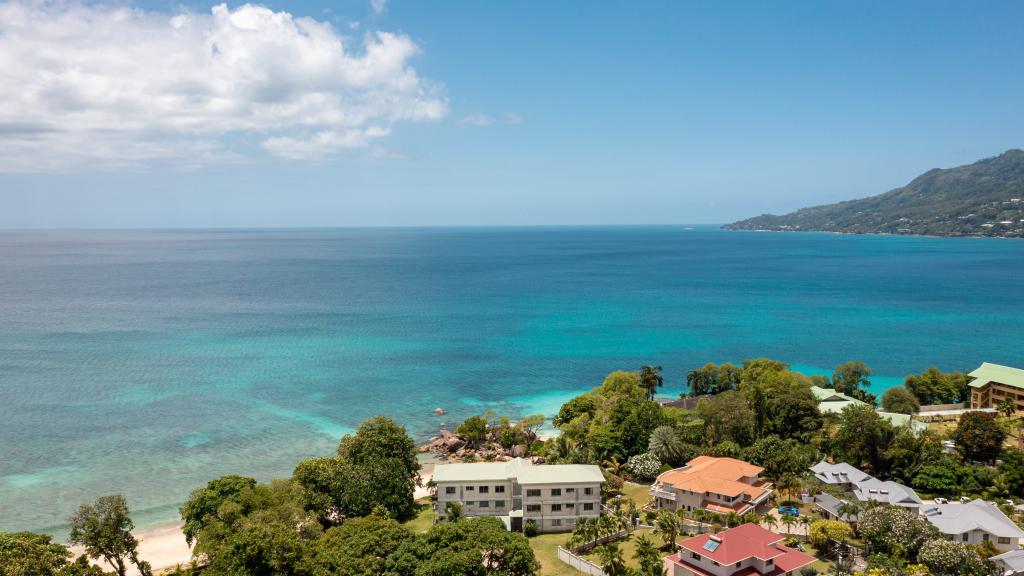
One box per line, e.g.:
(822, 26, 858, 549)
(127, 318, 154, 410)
(852, 479, 922, 507)
(810, 461, 875, 485)
(992, 550, 1024, 574)
(432, 457, 604, 485)
(922, 499, 1024, 539)
(814, 492, 861, 522)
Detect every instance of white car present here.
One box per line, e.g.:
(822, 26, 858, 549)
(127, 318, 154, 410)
(934, 498, 948, 504)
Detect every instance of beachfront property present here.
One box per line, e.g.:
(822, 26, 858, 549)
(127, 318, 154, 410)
(432, 457, 604, 533)
(663, 523, 816, 576)
(922, 499, 1024, 552)
(651, 456, 773, 515)
(969, 362, 1024, 412)
(992, 550, 1024, 576)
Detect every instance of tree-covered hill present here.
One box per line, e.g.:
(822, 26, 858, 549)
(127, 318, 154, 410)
(724, 149, 1024, 237)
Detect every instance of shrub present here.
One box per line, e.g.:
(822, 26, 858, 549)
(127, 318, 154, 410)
(808, 519, 852, 549)
(858, 505, 939, 557)
(523, 519, 538, 537)
(625, 452, 661, 481)
(918, 538, 990, 576)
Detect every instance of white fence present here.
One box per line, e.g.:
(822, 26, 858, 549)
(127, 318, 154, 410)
(557, 546, 607, 576)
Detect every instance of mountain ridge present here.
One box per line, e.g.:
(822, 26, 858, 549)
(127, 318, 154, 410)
(724, 149, 1024, 238)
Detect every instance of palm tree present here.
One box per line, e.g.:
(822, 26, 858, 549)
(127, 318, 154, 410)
(781, 514, 795, 535)
(690, 508, 708, 530)
(633, 534, 664, 576)
(741, 512, 760, 525)
(639, 365, 664, 401)
(687, 366, 715, 398)
(603, 457, 625, 477)
(997, 398, 1017, 420)
(836, 501, 860, 523)
(724, 512, 742, 528)
(648, 425, 684, 465)
(776, 473, 801, 502)
(798, 515, 811, 537)
(761, 513, 778, 531)
(654, 508, 681, 550)
(597, 543, 628, 576)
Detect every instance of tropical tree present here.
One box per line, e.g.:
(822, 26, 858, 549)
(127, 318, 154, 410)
(761, 513, 778, 532)
(598, 542, 628, 576)
(725, 512, 742, 528)
(639, 365, 664, 401)
(798, 515, 811, 536)
(68, 494, 152, 576)
(836, 501, 860, 523)
(781, 514, 796, 534)
(882, 386, 921, 414)
(634, 533, 665, 576)
(997, 398, 1017, 420)
(648, 425, 685, 465)
(603, 457, 625, 477)
(833, 361, 875, 404)
(776, 473, 802, 502)
(954, 411, 1006, 463)
(654, 509, 680, 549)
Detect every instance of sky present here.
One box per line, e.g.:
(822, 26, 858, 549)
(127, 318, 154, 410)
(1, 0, 1022, 228)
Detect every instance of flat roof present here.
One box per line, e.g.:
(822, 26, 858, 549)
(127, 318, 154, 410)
(432, 458, 603, 485)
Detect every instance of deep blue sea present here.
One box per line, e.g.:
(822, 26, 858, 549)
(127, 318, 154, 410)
(1, 226, 1022, 534)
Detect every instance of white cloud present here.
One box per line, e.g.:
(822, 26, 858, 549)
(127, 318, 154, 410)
(458, 112, 524, 127)
(370, 0, 388, 15)
(0, 1, 446, 171)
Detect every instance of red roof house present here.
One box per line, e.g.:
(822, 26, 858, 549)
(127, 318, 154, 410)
(663, 523, 816, 576)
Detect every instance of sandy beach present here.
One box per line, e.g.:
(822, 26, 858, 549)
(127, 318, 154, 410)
(72, 471, 436, 574)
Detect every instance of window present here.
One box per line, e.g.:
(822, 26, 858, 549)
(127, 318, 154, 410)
(526, 489, 541, 497)
(551, 489, 561, 496)
(584, 487, 593, 496)
(527, 504, 541, 512)
(735, 563, 740, 567)
(766, 559, 773, 565)
(552, 519, 561, 526)
(583, 503, 594, 511)
(465, 501, 475, 506)
(495, 485, 505, 493)
(479, 501, 489, 508)
(566, 488, 575, 493)
(999, 537, 1012, 544)
(465, 486, 474, 491)
(445, 487, 456, 494)
(479, 486, 489, 494)
(496, 500, 506, 508)
(551, 504, 562, 512)
(566, 503, 575, 508)
(962, 533, 969, 542)
(690, 552, 700, 561)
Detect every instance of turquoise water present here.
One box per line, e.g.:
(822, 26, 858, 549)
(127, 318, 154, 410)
(1, 226, 1022, 534)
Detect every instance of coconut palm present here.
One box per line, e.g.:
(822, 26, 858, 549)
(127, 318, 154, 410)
(633, 534, 665, 576)
(997, 398, 1017, 420)
(603, 457, 625, 477)
(836, 501, 860, 523)
(776, 473, 801, 502)
(690, 508, 708, 530)
(798, 515, 811, 536)
(761, 513, 778, 531)
(781, 514, 796, 534)
(654, 509, 681, 550)
(648, 425, 684, 465)
(598, 543, 628, 576)
(639, 365, 665, 400)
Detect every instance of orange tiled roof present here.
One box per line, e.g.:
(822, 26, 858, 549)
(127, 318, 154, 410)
(656, 456, 767, 500)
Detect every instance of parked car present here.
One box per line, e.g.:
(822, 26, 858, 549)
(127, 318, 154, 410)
(934, 498, 948, 504)
(779, 506, 799, 516)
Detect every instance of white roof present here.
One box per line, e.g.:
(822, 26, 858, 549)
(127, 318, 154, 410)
(992, 550, 1024, 573)
(810, 461, 875, 485)
(852, 479, 922, 507)
(922, 499, 1024, 539)
(432, 457, 603, 485)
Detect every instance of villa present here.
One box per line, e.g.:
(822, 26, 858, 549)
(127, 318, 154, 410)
(922, 499, 1024, 552)
(432, 457, 604, 533)
(663, 523, 816, 576)
(810, 460, 875, 491)
(851, 478, 923, 511)
(810, 387, 926, 434)
(651, 456, 773, 515)
(969, 362, 1024, 412)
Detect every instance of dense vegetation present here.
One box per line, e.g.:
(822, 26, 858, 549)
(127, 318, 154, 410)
(724, 149, 1024, 237)
(4, 359, 1022, 576)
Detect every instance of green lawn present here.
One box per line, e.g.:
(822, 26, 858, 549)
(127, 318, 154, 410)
(529, 532, 578, 576)
(621, 481, 652, 507)
(581, 528, 656, 568)
(402, 500, 435, 533)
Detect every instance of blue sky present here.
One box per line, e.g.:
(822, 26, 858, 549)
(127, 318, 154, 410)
(1, 0, 1022, 228)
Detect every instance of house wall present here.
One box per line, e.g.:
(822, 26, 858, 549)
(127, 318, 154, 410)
(672, 550, 778, 576)
(947, 529, 1021, 552)
(522, 481, 602, 532)
(971, 383, 1024, 411)
(435, 479, 514, 519)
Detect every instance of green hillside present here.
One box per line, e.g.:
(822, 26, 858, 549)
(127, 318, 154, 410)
(724, 149, 1024, 237)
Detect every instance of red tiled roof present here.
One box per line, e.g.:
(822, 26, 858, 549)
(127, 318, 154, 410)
(672, 523, 815, 573)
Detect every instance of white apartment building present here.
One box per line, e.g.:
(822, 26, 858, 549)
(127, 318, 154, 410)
(433, 457, 605, 532)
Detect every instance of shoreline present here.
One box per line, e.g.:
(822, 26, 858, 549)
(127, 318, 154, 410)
(74, 469, 436, 574)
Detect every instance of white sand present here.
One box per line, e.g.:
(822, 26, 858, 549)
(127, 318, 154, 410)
(71, 473, 434, 575)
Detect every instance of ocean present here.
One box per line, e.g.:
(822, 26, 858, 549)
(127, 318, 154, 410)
(1, 226, 1022, 534)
